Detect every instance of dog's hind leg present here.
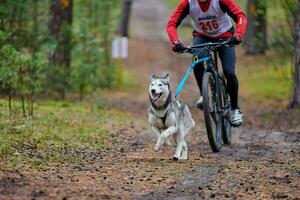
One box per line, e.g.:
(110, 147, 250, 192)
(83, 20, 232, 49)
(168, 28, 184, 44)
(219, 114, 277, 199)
(179, 139, 188, 160)
(173, 132, 184, 160)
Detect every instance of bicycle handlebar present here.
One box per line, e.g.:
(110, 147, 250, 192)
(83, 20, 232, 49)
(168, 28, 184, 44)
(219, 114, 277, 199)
(178, 39, 235, 54)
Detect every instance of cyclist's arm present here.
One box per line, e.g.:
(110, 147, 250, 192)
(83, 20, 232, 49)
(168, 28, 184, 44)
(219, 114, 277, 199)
(166, 0, 189, 43)
(219, 0, 247, 40)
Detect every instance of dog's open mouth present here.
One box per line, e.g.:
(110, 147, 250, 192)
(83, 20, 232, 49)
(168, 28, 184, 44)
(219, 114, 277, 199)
(151, 93, 162, 102)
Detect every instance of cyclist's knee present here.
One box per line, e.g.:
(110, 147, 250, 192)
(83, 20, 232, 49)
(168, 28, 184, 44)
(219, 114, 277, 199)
(223, 69, 236, 79)
(224, 71, 238, 84)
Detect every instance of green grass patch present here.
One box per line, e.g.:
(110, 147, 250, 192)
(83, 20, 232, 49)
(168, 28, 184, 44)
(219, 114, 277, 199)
(262, 113, 275, 121)
(0, 98, 133, 171)
(239, 53, 293, 103)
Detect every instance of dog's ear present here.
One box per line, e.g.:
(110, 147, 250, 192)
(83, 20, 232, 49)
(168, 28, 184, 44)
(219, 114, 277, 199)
(164, 73, 170, 81)
(151, 75, 157, 80)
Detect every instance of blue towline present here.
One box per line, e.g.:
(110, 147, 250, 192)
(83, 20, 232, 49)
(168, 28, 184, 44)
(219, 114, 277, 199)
(175, 57, 210, 98)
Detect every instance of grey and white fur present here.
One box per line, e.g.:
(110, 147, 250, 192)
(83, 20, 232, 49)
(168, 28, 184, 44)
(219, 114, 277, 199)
(148, 74, 195, 160)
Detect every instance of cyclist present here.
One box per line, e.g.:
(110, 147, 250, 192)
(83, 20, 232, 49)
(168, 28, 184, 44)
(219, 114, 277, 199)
(166, 0, 247, 126)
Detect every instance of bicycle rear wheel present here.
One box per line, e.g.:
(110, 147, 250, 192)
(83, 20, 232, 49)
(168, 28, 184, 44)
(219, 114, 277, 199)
(202, 72, 222, 152)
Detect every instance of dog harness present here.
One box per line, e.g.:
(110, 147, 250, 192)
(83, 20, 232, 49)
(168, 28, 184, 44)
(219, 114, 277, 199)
(159, 108, 169, 126)
(149, 105, 170, 128)
(150, 92, 172, 128)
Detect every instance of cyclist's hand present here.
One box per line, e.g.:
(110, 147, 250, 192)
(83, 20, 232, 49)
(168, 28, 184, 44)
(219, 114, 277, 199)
(228, 36, 242, 46)
(172, 40, 186, 53)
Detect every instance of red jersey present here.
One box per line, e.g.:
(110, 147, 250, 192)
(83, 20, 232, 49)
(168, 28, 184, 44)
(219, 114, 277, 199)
(166, 0, 247, 43)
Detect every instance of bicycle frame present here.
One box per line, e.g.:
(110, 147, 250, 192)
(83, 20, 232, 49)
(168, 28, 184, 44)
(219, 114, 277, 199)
(205, 51, 231, 116)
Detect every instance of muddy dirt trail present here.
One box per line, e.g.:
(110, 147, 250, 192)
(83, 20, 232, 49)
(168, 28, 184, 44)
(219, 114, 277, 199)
(1, 0, 299, 200)
(106, 0, 300, 199)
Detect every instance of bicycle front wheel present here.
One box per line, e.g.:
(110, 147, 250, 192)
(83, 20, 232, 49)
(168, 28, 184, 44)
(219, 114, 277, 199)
(221, 83, 232, 145)
(202, 72, 222, 152)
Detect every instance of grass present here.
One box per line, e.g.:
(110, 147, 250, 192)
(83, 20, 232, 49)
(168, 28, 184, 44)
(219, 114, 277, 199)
(238, 52, 293, 104)
(0, 98, 133, 171)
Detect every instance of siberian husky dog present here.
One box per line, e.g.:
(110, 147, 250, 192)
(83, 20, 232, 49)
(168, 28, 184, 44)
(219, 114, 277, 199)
(148, 74, 195, 160)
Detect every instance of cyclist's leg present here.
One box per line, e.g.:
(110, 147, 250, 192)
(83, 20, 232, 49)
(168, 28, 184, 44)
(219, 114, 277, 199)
(193, 37, 210, 95)
(217, 45, 239, 110)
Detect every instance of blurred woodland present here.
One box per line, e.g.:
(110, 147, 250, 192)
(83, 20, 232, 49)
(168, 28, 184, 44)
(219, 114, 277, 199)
(0, 0, 299, 118)
(0, 0, 121, 117)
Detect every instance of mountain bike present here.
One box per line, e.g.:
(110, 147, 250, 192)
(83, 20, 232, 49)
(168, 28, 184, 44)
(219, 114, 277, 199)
(175, 40, 235, 152)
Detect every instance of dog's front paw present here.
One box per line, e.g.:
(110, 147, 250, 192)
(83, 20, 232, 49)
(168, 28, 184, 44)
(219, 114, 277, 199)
(172, 156, 179, 161)
(155, 137, 165, 151)
(155, 144, 160, 151)
(164, 140, 172, 146)
(155, 138, 165, 151)
(179, 155, 188, 160)
(173, 155, 187, 161)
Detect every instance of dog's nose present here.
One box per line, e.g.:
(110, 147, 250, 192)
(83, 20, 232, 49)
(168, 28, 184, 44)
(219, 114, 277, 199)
(151, 89, 156, 94)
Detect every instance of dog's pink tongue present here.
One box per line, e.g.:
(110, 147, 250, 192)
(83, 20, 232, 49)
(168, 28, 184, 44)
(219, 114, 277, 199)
(151, 95, 158, 102)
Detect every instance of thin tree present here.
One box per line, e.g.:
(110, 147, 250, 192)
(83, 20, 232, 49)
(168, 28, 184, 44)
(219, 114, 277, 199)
(116, 0, 132, 37)
(244, 0, 267, 55)
(290, 0, 300, 108)
(49, 0, 73, 99)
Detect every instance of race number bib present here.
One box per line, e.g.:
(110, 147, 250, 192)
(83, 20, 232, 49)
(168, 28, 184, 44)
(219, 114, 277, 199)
(199, 20, 219, 32)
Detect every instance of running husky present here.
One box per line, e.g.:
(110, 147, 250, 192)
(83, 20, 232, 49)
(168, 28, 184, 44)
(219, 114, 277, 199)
(148, 74, 195, 160)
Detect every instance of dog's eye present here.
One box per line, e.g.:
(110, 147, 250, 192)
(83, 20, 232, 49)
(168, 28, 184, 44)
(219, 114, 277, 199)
(159, 84, 163, 86)
(150, 84, 154, 86)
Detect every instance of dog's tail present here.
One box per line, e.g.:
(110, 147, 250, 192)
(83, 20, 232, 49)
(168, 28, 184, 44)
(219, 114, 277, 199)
(191, 118, 195, 128)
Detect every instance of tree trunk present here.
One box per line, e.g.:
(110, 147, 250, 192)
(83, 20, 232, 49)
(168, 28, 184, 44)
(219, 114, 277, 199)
(8, 89, 12, 115)
(21, 96, 26, 118)
(30, 0, 38, 118)
(49, 0, 73, 100)
(101, 1, 111, 68)
(116, 0, 132, 37)
(32, 0, 38, 53)
(244, 0, 267, 55)
(289, 0, 300, 109)
(256, 0, 267, 51)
